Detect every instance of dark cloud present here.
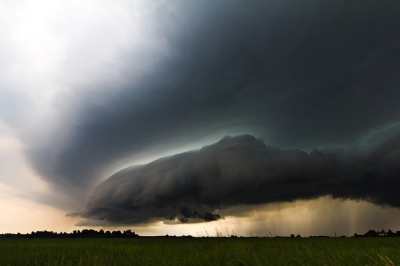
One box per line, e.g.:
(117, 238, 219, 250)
(26, 0, 400, 205)
(81, 132, 400, 224)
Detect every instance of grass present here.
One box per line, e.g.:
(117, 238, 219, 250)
(0, 237, 399, 266)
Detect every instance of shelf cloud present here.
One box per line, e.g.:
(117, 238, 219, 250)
(19, 0, 400, 209)
(81, 132, 400, 225)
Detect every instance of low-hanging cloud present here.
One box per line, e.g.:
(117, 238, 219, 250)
(2, 0, 399, 208)
(82, 132, 400, 225)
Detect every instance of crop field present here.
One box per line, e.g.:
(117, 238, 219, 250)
(0, 237, 399, 266)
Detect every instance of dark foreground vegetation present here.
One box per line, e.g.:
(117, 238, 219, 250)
(1, 233, 400, 266)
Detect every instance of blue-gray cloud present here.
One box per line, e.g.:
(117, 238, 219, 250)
(81, 132, 400, 224)
(20, 0, 400, 208)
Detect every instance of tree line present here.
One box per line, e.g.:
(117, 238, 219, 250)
(1, 229, 400, 239)
(0, 229, 138, 239)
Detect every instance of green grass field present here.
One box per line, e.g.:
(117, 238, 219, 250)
(0, 237, 399, 266)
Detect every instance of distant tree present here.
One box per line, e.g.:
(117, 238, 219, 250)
(0, 229, 139, 239)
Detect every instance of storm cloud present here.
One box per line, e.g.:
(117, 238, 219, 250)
(81, 132, 400, 225)
(4, 0, 397, 209)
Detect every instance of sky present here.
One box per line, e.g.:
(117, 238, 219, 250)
(0, 0, 400, 236)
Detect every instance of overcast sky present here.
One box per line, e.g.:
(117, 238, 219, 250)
(1, 0, 400, 235)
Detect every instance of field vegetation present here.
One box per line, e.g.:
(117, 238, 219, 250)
(1, 237, 400, 266)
